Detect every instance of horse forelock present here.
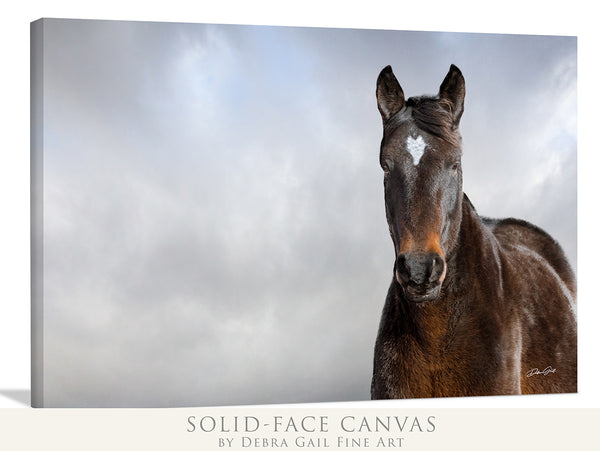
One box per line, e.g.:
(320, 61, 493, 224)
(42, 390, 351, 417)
(403, 95, 462, 148)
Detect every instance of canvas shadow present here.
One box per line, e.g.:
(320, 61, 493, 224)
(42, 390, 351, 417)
(0, 389, 30, 406)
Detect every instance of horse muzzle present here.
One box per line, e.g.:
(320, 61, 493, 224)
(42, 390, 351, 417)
(395, 252, 446, 303)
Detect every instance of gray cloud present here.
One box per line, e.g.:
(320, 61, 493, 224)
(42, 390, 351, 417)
(38, 20, 576, 406)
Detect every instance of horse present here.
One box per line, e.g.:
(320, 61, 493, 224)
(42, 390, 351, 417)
(371, 64, 577, 399)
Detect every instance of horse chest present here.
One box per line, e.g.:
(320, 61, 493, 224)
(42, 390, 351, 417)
(377, 336, 473, 398)
(374, 322, 517, 399)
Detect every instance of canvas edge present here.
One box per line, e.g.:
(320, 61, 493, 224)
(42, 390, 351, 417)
(31, 17, 44, 408)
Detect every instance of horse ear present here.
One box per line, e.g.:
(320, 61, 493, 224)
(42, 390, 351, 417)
(439, 64, 466, 125)
(376, 66, 405, 122)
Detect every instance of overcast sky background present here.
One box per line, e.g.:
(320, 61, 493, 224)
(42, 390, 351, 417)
(38, 19, 576, 407)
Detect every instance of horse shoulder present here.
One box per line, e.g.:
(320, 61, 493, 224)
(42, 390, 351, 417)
(484, 217, 576, 297)
(483, 217, 577, 393)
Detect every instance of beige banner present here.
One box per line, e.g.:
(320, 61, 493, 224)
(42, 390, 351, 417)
(1, 408, 598, 450)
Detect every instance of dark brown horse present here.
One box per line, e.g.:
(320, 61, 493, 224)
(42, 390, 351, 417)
(371, 64, 577, 398)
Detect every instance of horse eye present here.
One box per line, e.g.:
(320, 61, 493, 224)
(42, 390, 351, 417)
(450, 162, 459, 172)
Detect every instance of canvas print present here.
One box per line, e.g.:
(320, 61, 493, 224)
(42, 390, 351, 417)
(31, 18, 577, 407)
(371, 65, 576, 398)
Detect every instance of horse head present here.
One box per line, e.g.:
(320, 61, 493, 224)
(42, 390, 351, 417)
(376, 64, 466, 303)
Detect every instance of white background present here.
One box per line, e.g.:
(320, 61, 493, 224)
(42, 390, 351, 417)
(1, 0, 598, 409)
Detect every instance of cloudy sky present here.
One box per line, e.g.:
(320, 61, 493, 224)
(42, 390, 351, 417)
(36, 19, 576, 407)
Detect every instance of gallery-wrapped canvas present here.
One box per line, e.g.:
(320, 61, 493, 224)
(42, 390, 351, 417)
(31, 18, 577, 407)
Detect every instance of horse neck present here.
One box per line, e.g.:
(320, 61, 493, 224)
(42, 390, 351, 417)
(444, 194, 498, 286)
(446, 193, 501, 292)
(397, 193, 499, 350)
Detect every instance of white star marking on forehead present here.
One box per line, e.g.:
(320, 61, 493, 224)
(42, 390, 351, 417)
(406, 135, 426, 166)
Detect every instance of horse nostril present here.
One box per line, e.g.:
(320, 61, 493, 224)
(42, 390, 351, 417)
(395, 254, 411, 284)
(429, 254, 446, 283)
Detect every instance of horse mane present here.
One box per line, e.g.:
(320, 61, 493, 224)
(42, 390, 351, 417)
(406, 95, 462, 148)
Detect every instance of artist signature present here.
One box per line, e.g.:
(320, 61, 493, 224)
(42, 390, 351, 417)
(526, 366, 557, 377)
